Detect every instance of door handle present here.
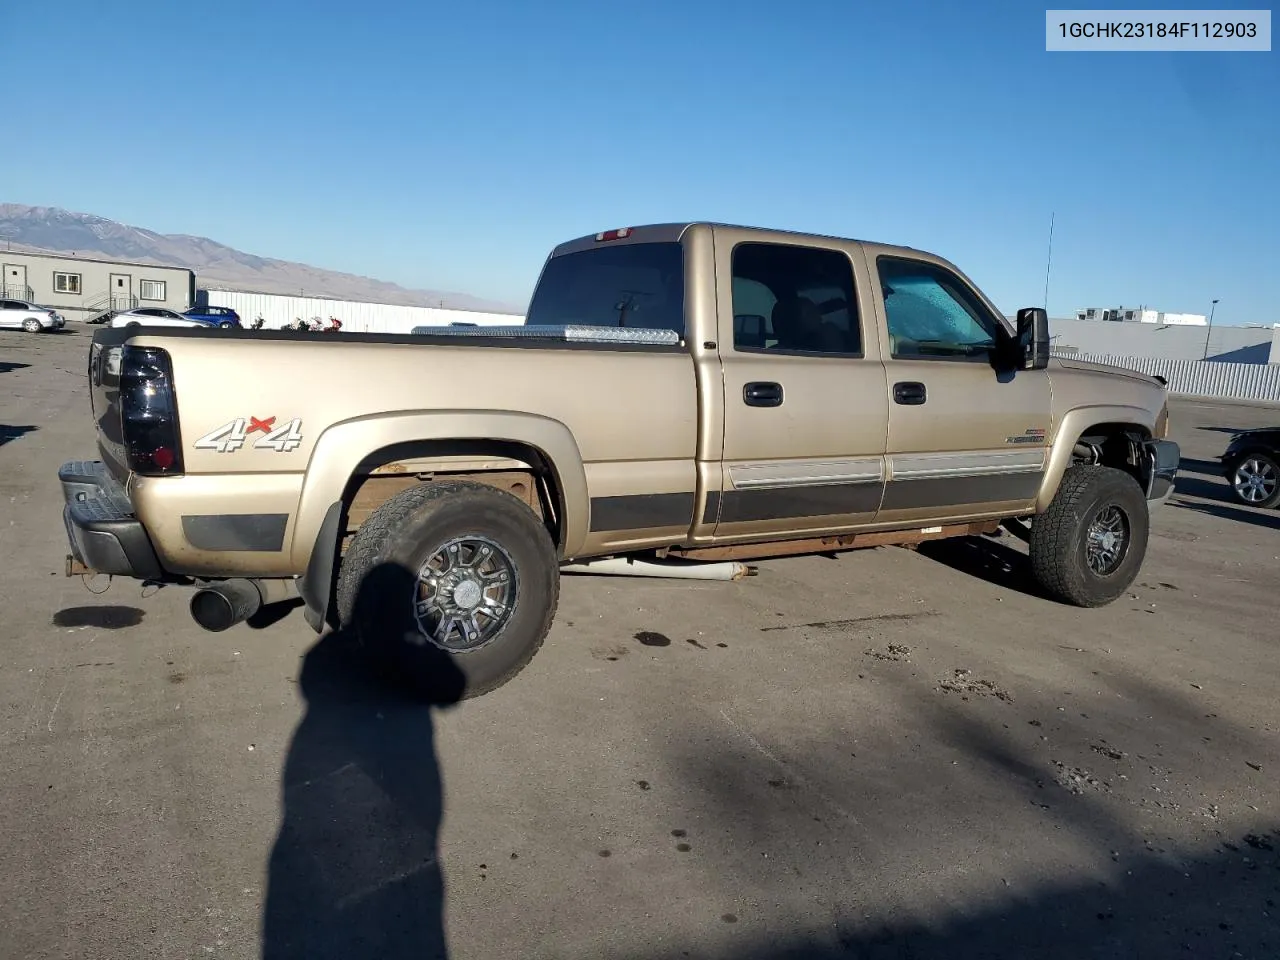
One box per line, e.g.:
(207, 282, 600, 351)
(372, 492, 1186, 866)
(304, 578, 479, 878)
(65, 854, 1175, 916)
(743, 381, 783, 407)
(893, 381, 927, 405)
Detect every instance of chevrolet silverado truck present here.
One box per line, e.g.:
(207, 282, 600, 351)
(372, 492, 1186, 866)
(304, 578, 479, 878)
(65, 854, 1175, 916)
(60, 222, 1180, 699)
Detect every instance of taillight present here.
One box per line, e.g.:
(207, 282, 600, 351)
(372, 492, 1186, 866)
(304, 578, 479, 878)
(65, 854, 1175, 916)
(120, 345, 184, 476)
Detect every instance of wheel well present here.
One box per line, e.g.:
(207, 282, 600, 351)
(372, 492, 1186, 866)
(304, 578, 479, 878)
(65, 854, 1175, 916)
(340, 439, 566, 554)
(1071, 422, 1152, 485)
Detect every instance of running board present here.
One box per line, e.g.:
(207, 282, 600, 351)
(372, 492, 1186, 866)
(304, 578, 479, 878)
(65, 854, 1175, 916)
(663, 521, 1000, 562)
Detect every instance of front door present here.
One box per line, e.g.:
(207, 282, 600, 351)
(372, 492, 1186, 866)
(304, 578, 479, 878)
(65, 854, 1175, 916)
(3, 263, 26, 300)
(712, 228, 888, 541)
(867, 248, 1052, 527)
(109, 273, 131, 310)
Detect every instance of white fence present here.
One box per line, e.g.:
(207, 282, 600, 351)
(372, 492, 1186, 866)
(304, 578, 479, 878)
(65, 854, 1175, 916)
(201, 289, 525, 333)
(1056, 351, 1280, 404)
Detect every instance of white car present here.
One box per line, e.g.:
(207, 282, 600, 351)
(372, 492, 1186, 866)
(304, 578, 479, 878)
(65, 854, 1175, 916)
(109, 308, 212, 329)
(0, 299, 65, 333)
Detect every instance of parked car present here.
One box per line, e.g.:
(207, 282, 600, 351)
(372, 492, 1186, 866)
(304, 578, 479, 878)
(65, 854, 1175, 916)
(1220, 428, 1280, 507)
(183, 305, 242, 328)
(109, 308, 214, 329)
(0, 299, 65, 333)
(59, 220, 1179, 702)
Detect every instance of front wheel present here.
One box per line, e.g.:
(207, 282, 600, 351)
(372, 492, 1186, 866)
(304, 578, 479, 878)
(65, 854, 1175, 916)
(1029, 465, 1150, 607)
(1227, 452, 1280, 508)
(335, 480, 560, 701)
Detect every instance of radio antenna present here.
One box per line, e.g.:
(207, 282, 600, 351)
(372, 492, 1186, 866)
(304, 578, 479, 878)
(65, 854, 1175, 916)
(1043, 211, 1055, 310)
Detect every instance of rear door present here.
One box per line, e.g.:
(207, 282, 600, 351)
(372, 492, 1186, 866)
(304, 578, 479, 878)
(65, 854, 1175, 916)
(109, 274, 132, 310)
(3, 264, 27, 299)
(712, 227, 888, 540)
(868, 248, 1051, 526)
(0, 300, 22, 328)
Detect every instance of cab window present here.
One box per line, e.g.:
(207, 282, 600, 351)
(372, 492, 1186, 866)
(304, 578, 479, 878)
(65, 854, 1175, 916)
(730, 242, 861, 355)
(877, 256, 1003, 361)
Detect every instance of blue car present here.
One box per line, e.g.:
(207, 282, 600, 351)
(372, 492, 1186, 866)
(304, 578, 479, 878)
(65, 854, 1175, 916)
(183, 305, 242, 328)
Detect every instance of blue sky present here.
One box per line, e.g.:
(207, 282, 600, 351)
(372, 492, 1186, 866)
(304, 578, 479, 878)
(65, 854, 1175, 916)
(4, 0, 1276, 321)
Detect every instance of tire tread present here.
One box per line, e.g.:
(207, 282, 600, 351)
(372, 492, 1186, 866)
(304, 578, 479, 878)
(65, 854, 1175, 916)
(335, 480, 558, 699)
(1030, 465, 1148, 607)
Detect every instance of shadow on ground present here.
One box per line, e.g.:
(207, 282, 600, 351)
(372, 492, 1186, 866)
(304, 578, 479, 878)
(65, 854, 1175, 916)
(1175, 499, 1280, 531)
(1178, 457, 1224, 477)
(630, 646, 1280, 960)
(915, 534, 1051, 601)
(1172, 473, 1230, 502)
(1198, 425, 1271, 436)
(262, 562, 464, 960)
(0, 361, 31, 375)
(247, 597, 305, 630)
(0, 424, 37, 448)
(622, 828, 1280, 958)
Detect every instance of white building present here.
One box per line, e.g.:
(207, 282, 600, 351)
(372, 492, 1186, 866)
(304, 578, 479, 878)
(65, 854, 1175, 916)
(2, 250, 195, 321)
(1074, 305, 1206, 326)
(198, 288, 525, 333)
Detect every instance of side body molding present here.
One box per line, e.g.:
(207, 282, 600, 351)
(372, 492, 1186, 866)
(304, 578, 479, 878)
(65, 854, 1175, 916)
(290, 410, 591, 568)
(1037, 404, 1157, 513)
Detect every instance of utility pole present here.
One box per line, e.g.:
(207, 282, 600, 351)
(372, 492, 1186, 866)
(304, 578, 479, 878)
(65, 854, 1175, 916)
(1202, 298, 1219, 360)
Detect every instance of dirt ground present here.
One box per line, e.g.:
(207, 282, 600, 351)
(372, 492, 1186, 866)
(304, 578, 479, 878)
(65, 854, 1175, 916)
(1, 327, 1278, 960)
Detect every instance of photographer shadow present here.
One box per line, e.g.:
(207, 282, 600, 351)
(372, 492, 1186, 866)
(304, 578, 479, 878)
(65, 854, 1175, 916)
(262, 562, 464, 960)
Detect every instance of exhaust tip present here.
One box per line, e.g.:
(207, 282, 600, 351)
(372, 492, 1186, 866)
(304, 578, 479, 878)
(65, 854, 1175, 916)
(190, 590, 238, 632)
(190, 580, 262, 632)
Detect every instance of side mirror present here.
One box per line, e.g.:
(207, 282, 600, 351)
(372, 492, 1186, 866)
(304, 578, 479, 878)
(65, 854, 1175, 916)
(1016, 307, 1050, 370)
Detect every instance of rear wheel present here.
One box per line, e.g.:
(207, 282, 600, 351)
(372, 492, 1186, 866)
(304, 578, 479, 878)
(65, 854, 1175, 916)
(1228, 452, 1280, 508)
(1029, 465, 1150, 607)
(22, 318, 41, 333)
(335, 480, 559, 701)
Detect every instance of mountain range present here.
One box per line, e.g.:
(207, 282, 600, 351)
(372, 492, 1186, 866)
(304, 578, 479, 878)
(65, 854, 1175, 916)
(0, 204, 522, 314)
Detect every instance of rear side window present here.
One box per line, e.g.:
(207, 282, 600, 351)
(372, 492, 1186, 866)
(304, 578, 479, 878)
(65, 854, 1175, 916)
(525, 242, 685, 335)
(730, 242, 861, 355)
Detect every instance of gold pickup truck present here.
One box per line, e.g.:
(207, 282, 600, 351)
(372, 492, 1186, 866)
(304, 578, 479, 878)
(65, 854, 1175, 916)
(60, 222, 1180, 699)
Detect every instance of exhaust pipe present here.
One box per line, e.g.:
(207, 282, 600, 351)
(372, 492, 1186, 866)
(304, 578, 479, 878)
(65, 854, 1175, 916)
(190, 579, 264, 632)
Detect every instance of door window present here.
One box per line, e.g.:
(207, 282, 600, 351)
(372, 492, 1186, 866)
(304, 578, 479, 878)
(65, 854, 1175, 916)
(730, 243, 861, 355)
(877, 257, 1003, 360)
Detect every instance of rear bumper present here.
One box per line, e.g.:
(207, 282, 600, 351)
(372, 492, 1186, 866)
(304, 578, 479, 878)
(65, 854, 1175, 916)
(60, 460, 162, 579)
(1145, 439, 1180, 504)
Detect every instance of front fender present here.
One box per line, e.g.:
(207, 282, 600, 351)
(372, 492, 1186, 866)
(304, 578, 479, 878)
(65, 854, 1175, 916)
(1037, 404, 1157, 513)
(290, 410, 590, 564)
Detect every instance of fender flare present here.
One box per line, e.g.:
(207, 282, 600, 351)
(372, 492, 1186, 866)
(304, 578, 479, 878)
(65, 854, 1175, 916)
(1037, 404, 1157, 513)
(292, 410, 589, 626)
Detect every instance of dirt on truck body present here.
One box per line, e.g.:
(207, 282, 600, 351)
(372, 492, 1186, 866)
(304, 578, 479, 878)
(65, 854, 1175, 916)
(60, 221, 1180, 699)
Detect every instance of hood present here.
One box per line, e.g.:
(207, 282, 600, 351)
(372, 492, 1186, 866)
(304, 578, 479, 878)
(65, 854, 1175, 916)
(1050, 356, 1166, 388)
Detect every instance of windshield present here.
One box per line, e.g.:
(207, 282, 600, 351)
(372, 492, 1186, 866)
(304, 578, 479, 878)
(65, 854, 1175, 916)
(525, 241, 685, 335)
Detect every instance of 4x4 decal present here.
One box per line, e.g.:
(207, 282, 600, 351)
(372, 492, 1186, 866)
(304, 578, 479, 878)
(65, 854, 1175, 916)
(194, 416, 304, 453)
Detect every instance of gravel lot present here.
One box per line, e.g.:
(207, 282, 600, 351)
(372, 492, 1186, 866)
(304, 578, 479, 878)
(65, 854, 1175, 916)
(2, 328, 1278, 960)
